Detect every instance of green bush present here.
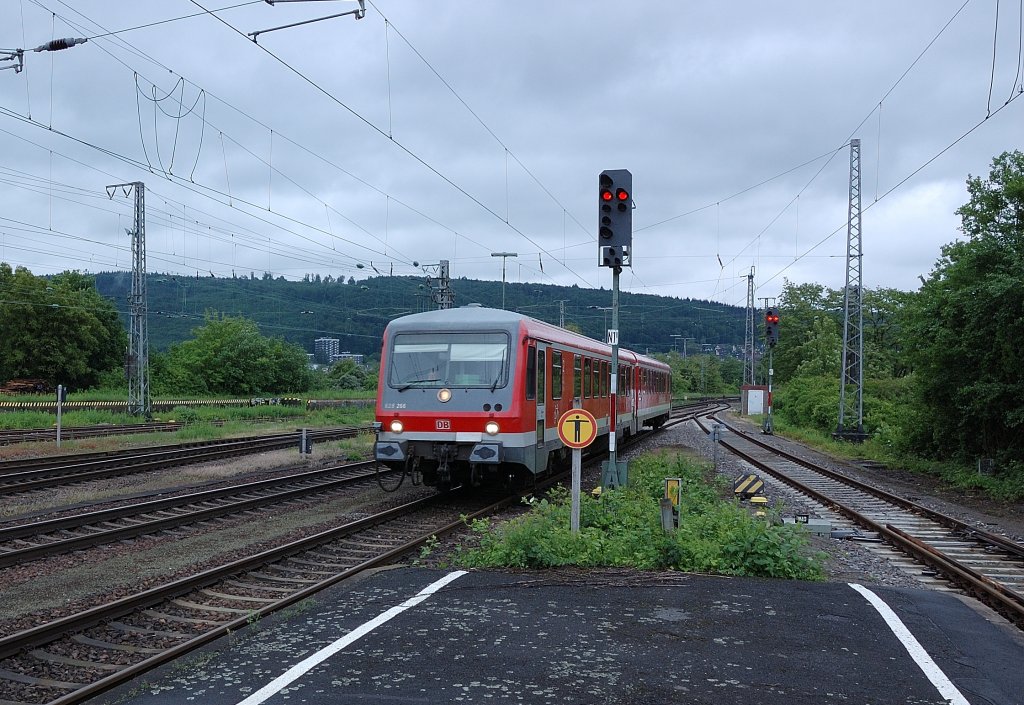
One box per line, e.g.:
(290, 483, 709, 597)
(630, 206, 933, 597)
(457, 450, 824, 580)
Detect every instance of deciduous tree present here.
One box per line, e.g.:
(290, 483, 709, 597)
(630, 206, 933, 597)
(904, 150, 1024, 466)
(0, 265, 126, 389)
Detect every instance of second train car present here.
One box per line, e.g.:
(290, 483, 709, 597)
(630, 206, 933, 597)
(374, 304, 671, 488)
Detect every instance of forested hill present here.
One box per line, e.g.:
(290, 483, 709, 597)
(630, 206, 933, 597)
(93, 272, 745, 359)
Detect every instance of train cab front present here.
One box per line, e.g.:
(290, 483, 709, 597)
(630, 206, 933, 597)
(374, 327, 520, 488)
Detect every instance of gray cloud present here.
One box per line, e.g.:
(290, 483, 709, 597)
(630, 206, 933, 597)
(1, 0, 1021, 309)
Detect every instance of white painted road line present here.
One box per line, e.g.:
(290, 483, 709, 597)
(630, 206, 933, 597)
(849, 583, 971, 705)
(234, 570, 469, 705)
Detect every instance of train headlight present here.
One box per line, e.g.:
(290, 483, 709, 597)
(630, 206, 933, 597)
(437, 388, 452, 403)
(389, 419, 404, 434)
(484, 420, 500, 436)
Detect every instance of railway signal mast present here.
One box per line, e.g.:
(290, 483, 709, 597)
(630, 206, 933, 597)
(763, 306, 779, 435)
(598, 169, 632, 488)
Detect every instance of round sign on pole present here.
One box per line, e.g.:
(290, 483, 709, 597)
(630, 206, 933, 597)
(557, 408, 598, 449)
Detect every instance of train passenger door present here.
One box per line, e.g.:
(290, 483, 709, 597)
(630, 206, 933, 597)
(535, 343, 548, 469)
(525, 341, 548, 470)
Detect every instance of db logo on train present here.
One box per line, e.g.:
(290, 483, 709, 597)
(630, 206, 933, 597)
(436, 419, 452, 430)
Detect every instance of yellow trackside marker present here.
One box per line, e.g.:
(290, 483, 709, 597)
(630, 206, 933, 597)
(733, 473, 764, 497)
(664, 477, 682, 507)
(557, 408, 598, 449)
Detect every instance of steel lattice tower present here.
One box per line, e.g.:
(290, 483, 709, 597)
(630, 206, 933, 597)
(836, 140, 865, 439)
(743, 267, 756, 386)
(108, 182, 150, 418)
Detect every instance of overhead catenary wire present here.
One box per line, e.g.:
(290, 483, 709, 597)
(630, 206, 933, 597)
(758, 88, 1024, 293)
(5, 1, 1020, 311)
(16, 0, 474, 273)
(638, 0, 986, 306)
(186, 0, 594, 289)
(22, 0, 589, 288)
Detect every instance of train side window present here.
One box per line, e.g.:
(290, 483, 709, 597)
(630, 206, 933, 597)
(583, 358, 592, 398)
(602, 361, 608, 397)
(537, 348, 546, 401)
(573, 355, 582, 400)
(551, 351, 563, 400)
(593, 360, 601, 398)
(526, 344, 536, 401)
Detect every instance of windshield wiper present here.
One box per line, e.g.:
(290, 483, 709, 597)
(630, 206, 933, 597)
(396, 378, 436, 392)
(490, 372, 503, 393)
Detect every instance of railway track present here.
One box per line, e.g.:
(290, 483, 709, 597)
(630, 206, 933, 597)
(0, 460, 397, 569)
(0, 400, 731, 705)
(697, 414, 1024, 628)
(0, 488, 518, 705)
(0, 403, 726, 568)
(0, 427, 369, 495)
(0, 423, 187, 446)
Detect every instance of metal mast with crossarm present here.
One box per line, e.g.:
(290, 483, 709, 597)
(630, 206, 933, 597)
(108, 182, 150, 418)
(835, 139, 865, 440)
(743, 268, 756, 386)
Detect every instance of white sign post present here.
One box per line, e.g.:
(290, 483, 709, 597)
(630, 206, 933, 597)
(56, 384, 65, 448)
(557, 408, 598, 534)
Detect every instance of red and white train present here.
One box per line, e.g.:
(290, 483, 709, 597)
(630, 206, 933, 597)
(374, 305, 672, 487)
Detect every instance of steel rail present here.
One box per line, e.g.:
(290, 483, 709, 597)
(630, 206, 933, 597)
(711, 415, 1024, 559)
(0, 492, 454, 661)
(0, 425, 371, 476)
(0, 402, 728, 704)
(696, 415, 1024, 627)
(0, 422, 184, 445)
(0, 428, 367, 494)
(0, 461, 386, 568)
(0, 490, 526, 705)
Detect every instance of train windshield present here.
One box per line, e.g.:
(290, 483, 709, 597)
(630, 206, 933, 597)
(389, 332, 510, 389)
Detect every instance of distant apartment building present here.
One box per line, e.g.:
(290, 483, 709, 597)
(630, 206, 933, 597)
(314, 337, 340, 364)
(330, 352, 365, 366)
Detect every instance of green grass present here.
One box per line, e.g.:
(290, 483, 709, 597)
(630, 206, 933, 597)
(454, 449, 825, 580)
(763, 414, 1024, 502)
(0, 404, 376, 448)
(303, 388, 376, 400)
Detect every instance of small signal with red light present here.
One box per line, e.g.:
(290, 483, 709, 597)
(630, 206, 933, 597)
(598, 169, 632, 268)
(765, 307, 780, 347)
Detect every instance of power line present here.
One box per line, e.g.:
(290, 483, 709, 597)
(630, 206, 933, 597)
(187, 0, 593, 288)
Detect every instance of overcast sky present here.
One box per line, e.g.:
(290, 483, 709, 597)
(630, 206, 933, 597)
(1, 0, 1022, 312)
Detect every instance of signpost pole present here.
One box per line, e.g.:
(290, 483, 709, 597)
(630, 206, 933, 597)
(557, 408, 597, 535)
(571, 448, 582, 533)
(56, 384, 64, 448)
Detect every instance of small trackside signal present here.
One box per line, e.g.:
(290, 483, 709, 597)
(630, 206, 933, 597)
(600, 245, 624, 268)
(598, 169, 632, 267)
(765, 307, 780, 347)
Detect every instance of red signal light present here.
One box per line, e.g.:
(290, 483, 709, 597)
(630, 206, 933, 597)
(601, 190, 613, 201)
(616, 189, 629, 201)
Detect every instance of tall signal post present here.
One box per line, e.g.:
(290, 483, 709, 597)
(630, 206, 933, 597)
(598, 169, 632, 489)
(743, 268, 756, 386)
(491, 252, 517, 309)
(835, 139, 866, 441)
(762, 304, 779, 435)
(107, 182, 150, 418)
